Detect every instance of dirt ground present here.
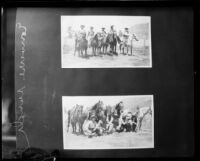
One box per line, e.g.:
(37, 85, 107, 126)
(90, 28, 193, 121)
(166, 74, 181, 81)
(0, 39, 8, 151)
(63, 130, 153, 149)
(61, 38, 151, 68)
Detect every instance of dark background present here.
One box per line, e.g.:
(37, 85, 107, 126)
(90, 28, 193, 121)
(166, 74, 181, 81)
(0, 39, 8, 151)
(5, 7, 194, 158)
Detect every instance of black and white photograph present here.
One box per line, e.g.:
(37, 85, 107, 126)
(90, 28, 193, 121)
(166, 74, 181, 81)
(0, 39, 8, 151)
(61, 16, 152, 68)
(62, 95, 154, 149)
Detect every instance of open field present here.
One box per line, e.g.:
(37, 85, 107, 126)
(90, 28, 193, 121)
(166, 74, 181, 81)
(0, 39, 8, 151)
(64, 130, 153, 149)
(61, 38, 151, 68)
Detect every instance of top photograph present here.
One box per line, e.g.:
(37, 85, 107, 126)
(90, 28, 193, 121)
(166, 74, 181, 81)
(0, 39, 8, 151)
(61, 16, 152, 68)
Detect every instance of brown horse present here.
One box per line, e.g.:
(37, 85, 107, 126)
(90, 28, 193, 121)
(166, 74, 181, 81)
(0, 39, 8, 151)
(90, 34, 103, 56)
(106, 33, 121, 55)
(105, 101, 124, 122)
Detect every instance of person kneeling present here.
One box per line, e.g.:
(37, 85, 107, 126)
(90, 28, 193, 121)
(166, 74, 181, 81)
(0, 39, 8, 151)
(84, 115, 103, 138)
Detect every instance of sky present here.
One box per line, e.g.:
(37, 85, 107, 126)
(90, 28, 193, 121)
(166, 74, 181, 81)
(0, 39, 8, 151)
(61, 16, 150, 33)
(62, 95, 153, 111)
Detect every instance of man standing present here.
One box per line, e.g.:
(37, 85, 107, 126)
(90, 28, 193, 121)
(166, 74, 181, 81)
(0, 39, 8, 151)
(122, 27, 130, 55)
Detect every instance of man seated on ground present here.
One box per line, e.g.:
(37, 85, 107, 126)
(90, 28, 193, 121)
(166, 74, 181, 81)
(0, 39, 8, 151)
(83, 114, 104, 138)
(106, 110, 121, 134)
(131, 113, 137, 132)
(125, 112, 133, 132)
(117, 111, 136, 132)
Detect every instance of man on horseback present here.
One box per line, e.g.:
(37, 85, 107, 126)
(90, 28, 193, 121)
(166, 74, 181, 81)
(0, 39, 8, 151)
(67, 26, 73, 39)
(77, 25, 87, 40)
(107, 25, 119, 55)
(101, 27, 107, 38)
(74, 25, 88, 56)
(87, 26, 95, 48)
(109, 25, 117, 35)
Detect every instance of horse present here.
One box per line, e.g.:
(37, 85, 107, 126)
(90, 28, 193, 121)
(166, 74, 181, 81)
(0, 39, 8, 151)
(100, 35, 109, 54)
(135, 106, 152, 132)
(67, 104, 85, 134)
(90, 33, 103, 56)
(74, 35, 88, 57)
(106, 33, 121, 55)
(105, 101, 124, 123)
(88, 100, 105, 120)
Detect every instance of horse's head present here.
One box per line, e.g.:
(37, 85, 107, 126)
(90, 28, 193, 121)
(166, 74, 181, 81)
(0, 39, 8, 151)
(115, 101, 124, 117)
(96, 100, 104, 111)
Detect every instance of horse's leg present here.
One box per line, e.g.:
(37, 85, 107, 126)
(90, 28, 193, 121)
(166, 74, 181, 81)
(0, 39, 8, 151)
(74, 41, 77, 56)
(80, 123, 83, 134)
(71, 122, 74, 133)
(95, 48, 97, 56)
(115, 45, 117, 55)
(78, 50, 80, 57)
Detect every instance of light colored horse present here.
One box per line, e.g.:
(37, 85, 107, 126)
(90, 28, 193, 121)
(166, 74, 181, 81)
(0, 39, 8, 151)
(67, 104, 85, 134)
(135, 106, 152, 132)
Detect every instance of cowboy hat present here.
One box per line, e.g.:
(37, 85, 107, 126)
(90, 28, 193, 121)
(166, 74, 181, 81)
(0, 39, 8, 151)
(90, 114, 96, 119)
(80, 25, 85, 28)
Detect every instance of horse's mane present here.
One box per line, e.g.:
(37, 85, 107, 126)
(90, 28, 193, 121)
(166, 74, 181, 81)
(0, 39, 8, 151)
(91, 101, 102, 111)
(71, 104, 83, 116)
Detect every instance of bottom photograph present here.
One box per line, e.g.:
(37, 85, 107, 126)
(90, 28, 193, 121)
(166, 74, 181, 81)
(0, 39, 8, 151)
(62, 95, 154, 149)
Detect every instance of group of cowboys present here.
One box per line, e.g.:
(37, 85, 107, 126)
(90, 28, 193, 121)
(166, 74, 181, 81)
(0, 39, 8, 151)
(83, 106, 140, 138)
(67, 25, 132, 48)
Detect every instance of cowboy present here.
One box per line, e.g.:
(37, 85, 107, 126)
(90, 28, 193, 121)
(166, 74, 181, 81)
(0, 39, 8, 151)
(106, 110, 121, 134)
(109, 25, 117, 35)
(131, 113, 137, 132)
(77, 25, 87, 40)
(87, 26, 95, 47)
(125, 112, 133, 132)
(122, 27, 130, 45)
(101, 27, 107, 38)
(83, 114, 103, 138)
(67, 26, 73, 38)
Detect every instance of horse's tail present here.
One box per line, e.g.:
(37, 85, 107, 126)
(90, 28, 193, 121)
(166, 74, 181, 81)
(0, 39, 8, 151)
(67, 110, 71, 132)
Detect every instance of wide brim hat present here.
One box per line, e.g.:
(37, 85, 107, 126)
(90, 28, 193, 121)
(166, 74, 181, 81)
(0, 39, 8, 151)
(91, 114, 97, 119)
(125, 28, 129, 30)
(80, 25, 85, 27)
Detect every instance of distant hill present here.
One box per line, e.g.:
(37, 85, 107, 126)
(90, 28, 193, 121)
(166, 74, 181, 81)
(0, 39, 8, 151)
(123, 97, 152, 113)
(130, 23, 149, 39)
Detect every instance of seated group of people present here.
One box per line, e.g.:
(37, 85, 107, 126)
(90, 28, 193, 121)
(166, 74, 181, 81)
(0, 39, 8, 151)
(83, 110, 138, 138)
